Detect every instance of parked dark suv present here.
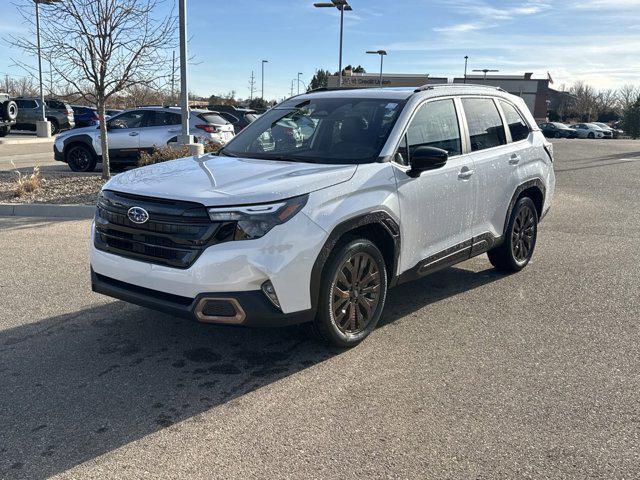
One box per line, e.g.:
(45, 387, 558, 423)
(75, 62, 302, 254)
(13, 97, 75, 135)
(0, 93, 18, 137)
(71, 105, 99, 128)
(208, 105, 258, 133)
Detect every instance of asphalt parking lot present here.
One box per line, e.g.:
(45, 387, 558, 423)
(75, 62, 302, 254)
(1, 139, 639, 479)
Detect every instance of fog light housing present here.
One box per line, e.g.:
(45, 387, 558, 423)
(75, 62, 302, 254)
(261, 280, 281, 310)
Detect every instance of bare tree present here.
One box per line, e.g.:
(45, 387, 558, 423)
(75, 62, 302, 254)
(617, 84, 640, 113)
(11, 0, 176, 179)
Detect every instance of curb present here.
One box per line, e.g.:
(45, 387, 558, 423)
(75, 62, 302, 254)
(0, 203, 94, 219)
(0, 137, 55, 146)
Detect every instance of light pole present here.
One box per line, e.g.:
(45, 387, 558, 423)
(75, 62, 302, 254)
(261, 59, 268, 100)
(34, 0, 60, 137)
(314, 0, 352, 88)
(464, 55, 469, 84)
(366, 50, 387, 87)
(177, 0, 201, 154)
(473, 68, 499, 82)
(297, 72, 303, 94)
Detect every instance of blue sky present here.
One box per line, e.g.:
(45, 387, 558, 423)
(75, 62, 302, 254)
(1, 0, 639, 100)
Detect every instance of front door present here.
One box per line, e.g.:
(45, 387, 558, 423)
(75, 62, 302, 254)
(106, 110, 147, 159)
(393, 98, 476, 275)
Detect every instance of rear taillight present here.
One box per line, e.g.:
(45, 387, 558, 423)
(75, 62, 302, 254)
(195, 124, 220, 134)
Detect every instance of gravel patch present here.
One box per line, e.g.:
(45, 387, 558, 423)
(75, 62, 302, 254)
(0, 169, 105, 205)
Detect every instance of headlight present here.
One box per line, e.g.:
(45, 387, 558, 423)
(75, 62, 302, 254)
(207, 195, 308, 240)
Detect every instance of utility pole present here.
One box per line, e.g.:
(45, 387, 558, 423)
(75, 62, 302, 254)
(248, 70, 256, 100)
(48, 58, 53, 96)
(170, 50, 176, 105)
(290, 80, 294, 97)
(261, 59, 268, 100)
(297, 72, 302, 94)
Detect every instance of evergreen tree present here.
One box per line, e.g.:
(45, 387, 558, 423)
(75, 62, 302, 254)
(622, 97, 640, 139)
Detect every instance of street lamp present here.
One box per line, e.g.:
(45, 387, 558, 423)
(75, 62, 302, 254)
(314, 0, 352, 88)
(297, 72, 303, 94)
(463, 55, 469, 84)
(473, 68, 499, 81)
(34, 0, 60, 137)
(366, 50, 387, 87)
(261, 59, 269, 100)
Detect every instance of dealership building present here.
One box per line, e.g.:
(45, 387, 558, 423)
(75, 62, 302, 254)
(327, 71, 554, 121)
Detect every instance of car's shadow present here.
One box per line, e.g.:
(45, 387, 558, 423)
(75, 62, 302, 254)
(0, 264, 505, 479)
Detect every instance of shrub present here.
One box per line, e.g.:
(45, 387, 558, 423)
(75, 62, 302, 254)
(621, 98, 640, 139)
(13, 165, 43, 197)
(139, 141, 222, 166)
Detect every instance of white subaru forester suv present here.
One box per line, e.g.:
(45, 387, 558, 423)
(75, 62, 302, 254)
(91, 84, 555, 347)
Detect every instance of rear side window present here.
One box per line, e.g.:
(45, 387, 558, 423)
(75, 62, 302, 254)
(499, 100, 530, 142)
(219, 112, 239, 124)
(16, 99, 37, 108)
(148, 111, 181, 126)
(406, 99, 462, 157)
(461, 98, 506, 151)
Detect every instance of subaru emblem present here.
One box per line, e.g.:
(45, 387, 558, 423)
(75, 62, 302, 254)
(127, 206, 149, 224)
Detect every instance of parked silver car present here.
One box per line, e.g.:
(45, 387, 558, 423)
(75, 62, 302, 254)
(570, 123, 606, 139)
(54, 107, 234, 172)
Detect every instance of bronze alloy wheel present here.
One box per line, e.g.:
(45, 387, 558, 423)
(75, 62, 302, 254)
(331, 252, 382, 335)
(511, 204, 536, 263)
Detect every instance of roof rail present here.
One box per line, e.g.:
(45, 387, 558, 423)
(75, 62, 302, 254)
(414, 83, 506, 93)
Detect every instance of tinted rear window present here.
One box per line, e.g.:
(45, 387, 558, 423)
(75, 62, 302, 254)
(199, 113, 229, 125)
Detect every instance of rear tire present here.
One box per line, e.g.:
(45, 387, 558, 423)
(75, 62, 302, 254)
(66, 144, 97, 172)
(48, 118, 60, 136)
(488, 197, 538, 272)
(313, 237, 388, 348)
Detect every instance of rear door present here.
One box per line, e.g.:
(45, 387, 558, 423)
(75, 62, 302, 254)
(461, 97, 525, 239)
(106, 110, 147, 159)
(138, 110, 182, 149)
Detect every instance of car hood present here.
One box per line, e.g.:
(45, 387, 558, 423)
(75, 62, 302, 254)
(104, 154, 357, 206)
(58, 125, 98, 139)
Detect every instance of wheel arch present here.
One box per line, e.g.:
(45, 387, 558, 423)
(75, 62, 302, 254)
(504, 179, 545, 235)
(309, 211, 401, 311)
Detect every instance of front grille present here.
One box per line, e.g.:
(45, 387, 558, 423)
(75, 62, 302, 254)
(94, 190, 235, 269)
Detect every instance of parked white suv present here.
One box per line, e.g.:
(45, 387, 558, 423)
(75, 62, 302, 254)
(91, 85, 555, 347)
(54, 107, 234, 171)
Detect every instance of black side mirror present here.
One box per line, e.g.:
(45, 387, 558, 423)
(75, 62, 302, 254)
(408, 146, 448, 177)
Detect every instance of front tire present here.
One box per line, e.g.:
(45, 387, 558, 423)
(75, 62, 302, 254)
(488, 197, 538, 272)
(66, 144, 97, 172)
(0, 125, 9, 137)
(313, 237, 388, 348)
(588, 132, 595, 139)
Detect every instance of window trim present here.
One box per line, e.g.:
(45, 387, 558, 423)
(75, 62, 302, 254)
(391, 96, 466, 168)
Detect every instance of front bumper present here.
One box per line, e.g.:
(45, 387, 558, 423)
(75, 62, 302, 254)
(91, 269, 314, 327)
(54, 144, 64, 162)
(90, 209, 328, 316)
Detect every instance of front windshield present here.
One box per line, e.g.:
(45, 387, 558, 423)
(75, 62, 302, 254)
(221, 97, 406, 164)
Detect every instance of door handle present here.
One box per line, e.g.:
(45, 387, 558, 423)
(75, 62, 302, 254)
(509, 154, 521, 165)
(458, 167, 474, 180)
(129, 132, 139, 137)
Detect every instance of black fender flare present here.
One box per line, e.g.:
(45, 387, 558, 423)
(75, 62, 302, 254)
(63, 134, 98, 160)
(309, 211, 401, 312)
(503, 178, 546, 235)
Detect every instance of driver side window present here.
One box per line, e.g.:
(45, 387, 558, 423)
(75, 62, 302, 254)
(108, 111, 146, 130)
(397, 99, 462, 166)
